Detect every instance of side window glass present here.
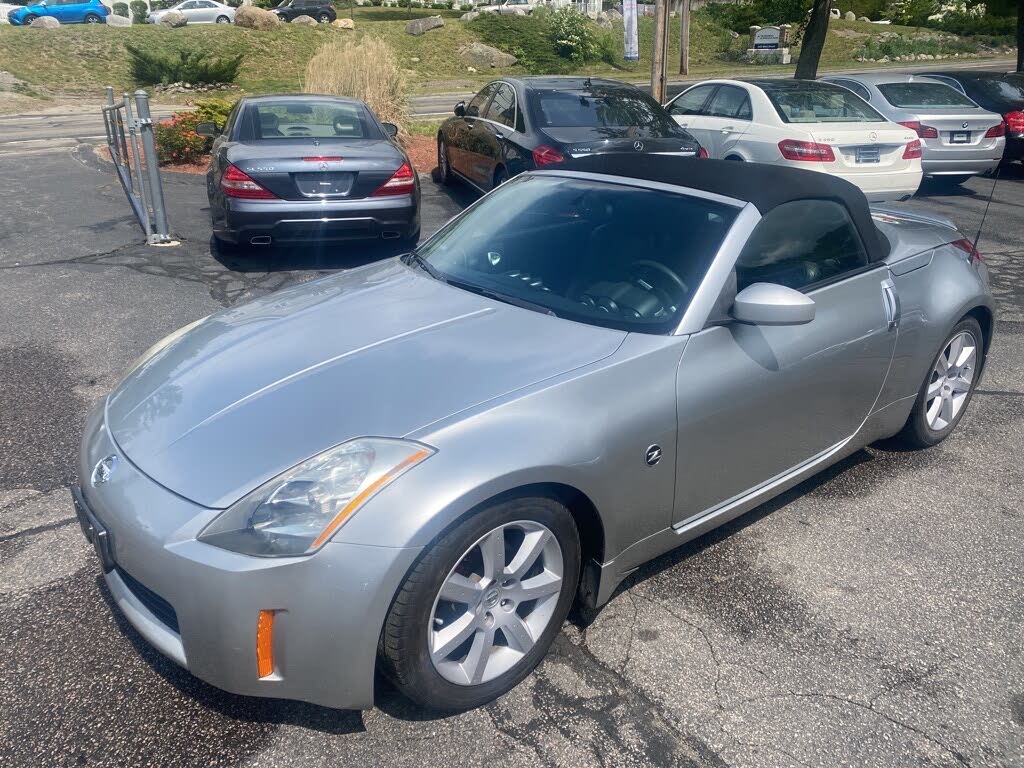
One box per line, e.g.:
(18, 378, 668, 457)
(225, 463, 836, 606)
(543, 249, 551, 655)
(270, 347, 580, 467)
(928, 76, 965, 95)
(707, 86, 752, 120)
(467, 84, 496, 118)
(667, 85, 715, 116)
(735, 200, 869, 292)
(485, 84, 516, 128)
(833, 79, 871, 102)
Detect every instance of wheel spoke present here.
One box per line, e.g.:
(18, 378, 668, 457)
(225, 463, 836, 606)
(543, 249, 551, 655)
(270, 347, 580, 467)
(479, 528, 505, 581)
(927, 377, 944, 399)
(512, 571, 562, 602)
(501, 614, 535, 654)
(939, 393, 954, 425)
(934, 351, 949, 376)
(926, 396, 943, 426)
(947, 334, 964, 369)
(462, 626, 496, 685)
(440, 573, 484, 605)
(950, 374, 973, 394)
(955, 343, 976, 371)
(431, 612, 477, 662)
(506, 529, 551, 580)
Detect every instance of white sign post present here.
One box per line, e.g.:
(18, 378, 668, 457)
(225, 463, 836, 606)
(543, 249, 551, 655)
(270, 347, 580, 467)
(746, 25, 791, 64)
(623, 0, 639, 62)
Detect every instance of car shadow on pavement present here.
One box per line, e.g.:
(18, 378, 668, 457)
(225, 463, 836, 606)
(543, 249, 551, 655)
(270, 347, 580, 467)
(209, 237, 414, 274)
(96, 579, 369, 734)
(917, 163, 1023, 199)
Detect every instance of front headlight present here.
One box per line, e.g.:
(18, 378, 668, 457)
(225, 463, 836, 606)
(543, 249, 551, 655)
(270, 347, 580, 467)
(197, 438, 434, 557)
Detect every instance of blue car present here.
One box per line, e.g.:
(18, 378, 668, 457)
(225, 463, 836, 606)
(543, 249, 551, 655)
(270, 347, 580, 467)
(8, 0, 110, 24)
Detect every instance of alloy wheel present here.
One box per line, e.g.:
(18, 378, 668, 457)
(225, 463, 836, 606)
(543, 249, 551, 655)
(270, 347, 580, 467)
(438, 140, 449, 180)
(428, 520, 563, 686)
(926, 330, 977, 431)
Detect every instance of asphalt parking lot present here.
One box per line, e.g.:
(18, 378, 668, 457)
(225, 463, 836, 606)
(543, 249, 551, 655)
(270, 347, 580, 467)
(1, 147, 1022, 768)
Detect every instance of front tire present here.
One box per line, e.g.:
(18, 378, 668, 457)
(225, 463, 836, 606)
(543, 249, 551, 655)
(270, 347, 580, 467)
(84, 12, 102, 22)
(380, 497, 580, 711)
(317, 11, 330, 22)
(215, 14, 230, 22)
(895, 317, 983, 448)
(437, 137, 453, 185)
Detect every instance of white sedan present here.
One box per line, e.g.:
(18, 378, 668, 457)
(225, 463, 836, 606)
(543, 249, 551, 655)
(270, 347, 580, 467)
(665, 78, 923, 202)
(148, 0, 235, 24)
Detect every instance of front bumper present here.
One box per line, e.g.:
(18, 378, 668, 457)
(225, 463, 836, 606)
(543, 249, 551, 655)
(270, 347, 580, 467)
(75, 405, 421, 710)
(215, 194, 419, 246)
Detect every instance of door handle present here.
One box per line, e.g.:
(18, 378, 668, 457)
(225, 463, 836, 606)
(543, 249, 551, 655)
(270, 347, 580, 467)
(882, 280, 901, 331)
(720, 125, 735, 132)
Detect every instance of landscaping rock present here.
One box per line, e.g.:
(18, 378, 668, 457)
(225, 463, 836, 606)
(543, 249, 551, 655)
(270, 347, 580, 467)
(459, 10, 479, 20)
(158, 9, 188, 26)
(105, 13, 131, 26)
(858, 15, 870, 21)
(29, 15, 60, 27)
(607, 8, 621, 19)
(405, 15, 444, 35)
(460, 41, 517, 69)
(467, 66, 477, 73)
(235, 5, 281, 29)
(595, 11, 612, 27)
(331, 17, 355, 28)
(291, 13, 317, 25)
(844, 10, 855, 20)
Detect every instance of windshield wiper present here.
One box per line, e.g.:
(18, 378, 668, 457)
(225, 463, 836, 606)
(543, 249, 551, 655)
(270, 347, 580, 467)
(405, 252, 447, 283)
(447, 278, 558, 318)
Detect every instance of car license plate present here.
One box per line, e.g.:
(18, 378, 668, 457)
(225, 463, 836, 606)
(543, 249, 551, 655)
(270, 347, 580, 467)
(72, 486, 115, 572)
(856, 147, 880, 164)
(295, 172, 354, 197)
(950, 131, 971, 144)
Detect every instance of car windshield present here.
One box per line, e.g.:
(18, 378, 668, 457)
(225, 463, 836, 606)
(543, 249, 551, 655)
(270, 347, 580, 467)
(761, 83, 886, 123)
(877, 82, 978, 109)
(239, 101, 384, 141)
(967, 75, 1024, 104)
(531, 88, 680, 133)
(414, 175, 739, 334)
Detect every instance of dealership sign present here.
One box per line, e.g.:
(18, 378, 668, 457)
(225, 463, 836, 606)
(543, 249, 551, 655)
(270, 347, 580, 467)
(753, 26, 781, 49)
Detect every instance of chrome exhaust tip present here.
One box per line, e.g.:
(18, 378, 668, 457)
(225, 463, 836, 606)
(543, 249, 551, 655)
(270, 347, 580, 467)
(249, 236, 272, 245)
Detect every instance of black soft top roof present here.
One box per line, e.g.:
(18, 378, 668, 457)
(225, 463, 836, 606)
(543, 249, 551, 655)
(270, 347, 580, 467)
(559, 154, 886, 262)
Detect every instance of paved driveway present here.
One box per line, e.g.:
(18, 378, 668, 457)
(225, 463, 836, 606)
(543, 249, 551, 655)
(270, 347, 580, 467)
(1, 148, 1022, 767)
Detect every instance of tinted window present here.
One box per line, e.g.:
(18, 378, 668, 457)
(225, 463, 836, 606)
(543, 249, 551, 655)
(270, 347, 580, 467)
(241, 101, 384, 141)
(966, 75, 1024, 105)
(706, 86, 752, 119)
(761, 83, 885, 123)
(417, 176, 739, 334)
(531, 87, 680, 133)
(829, 79, 871, 102)
(667, 85, 715, 116)
(878, 82, 978, 108)
(467, 84, 496, 118)
(736, 200, 868, 291)
(485, 83, 516, 128)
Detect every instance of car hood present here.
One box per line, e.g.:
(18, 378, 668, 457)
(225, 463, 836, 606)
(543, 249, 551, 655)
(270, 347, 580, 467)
(105, 259, 625, 509)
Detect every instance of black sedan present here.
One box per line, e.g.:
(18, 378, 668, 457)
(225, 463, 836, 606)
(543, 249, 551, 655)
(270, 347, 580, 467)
(436, 76, 705, 193)
(272, 0, 336, 22)
(921, 71, 1024, 164)
(199, 95, 419, 248)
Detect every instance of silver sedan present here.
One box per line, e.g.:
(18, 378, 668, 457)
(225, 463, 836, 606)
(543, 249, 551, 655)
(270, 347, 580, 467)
(73, 156, 992, 712)
(148, 0, 235, 24)
(822, 72, 1005, 185)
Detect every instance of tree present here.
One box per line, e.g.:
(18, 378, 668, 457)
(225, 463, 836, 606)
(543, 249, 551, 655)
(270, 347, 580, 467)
(1017, 0, 1022, 73)
(794, 0, 831, 79)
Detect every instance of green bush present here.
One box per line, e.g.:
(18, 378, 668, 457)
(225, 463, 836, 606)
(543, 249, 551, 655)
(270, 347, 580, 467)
(126, 45, 245, 86)
(112, 1, 129, 16)
(195, 97, 234, 128)
(933, 13, 1015, 35)
(861, 33, 979, 57)
(468, 9, 606, 73)
(703, 0, 810, 33)
(129, 0, 148, 22)
(549, 8, 600, 62)
(155, 111, 209, 165)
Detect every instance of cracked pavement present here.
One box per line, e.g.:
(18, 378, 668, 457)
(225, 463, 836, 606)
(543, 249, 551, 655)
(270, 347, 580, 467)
(1, 149, 1022, 767)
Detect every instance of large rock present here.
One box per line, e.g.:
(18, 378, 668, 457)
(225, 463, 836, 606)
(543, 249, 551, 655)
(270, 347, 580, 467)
(460, 41, 517, 68)
(405, 14, 443, 35)
(595, 11, 612, 27)
(106, 13, 131, 26)
(858, 15, 870, 21)
(235, 5, 281, 29)
(159, 9, 188, 26)
(606, 8, 622, 20)
(331, 17, 355, 28)
(459, 10, 478, 20)
(29, 15, 60, 27)
(844, 10, 856, 20)
(291, 13, 318, 25)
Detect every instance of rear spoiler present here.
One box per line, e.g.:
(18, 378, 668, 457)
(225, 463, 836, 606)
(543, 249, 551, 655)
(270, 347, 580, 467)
(869, 204, 957, 231)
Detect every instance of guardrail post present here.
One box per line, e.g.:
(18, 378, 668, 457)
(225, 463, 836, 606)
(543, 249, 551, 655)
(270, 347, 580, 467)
(134, 89, 172, 244)
(122, 93, 153, 241)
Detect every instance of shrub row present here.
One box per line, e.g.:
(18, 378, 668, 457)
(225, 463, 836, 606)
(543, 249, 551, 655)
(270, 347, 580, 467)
(126, 45, 244, 86)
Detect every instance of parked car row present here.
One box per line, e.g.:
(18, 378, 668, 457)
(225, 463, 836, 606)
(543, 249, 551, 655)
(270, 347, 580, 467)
(6, 0, 109, 25)
(148, 0, 236, 24)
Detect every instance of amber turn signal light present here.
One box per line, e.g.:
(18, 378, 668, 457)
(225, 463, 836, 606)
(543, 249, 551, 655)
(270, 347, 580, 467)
(257, 609, 276, 678)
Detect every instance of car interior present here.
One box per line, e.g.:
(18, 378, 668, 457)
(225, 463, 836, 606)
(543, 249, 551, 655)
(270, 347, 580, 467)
(244, 104, 379, 140)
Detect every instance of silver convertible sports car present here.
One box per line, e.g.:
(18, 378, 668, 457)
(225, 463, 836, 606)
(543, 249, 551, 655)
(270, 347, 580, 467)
(73, 156, 993, 712)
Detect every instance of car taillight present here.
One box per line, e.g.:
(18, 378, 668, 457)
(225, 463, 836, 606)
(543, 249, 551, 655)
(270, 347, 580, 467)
(902, 139, 922, 160)
(221, 164, 276, 199)
(1004, 110, 1024, 134)
(950, 238, 983, 265)
(985, 122, 1006, 138)
(777, 139, 835, 162)
(697, 146, 709, 159)
(532, 144, 565, 167)
(371, 162, 415, 196)
(898, 120, 938, 139)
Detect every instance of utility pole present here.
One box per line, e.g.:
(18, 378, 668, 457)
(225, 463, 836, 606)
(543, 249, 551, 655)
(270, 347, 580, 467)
(1017, 0, 1023, 72)
(678, 0, 690, 75)
(650, 0, 670, 103)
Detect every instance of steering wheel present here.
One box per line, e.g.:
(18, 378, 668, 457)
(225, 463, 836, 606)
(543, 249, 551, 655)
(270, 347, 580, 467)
(630, 260, 688, 296)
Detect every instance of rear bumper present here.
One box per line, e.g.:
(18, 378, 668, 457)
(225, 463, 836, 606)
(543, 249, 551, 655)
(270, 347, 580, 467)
(75, 405, 420, 710)
(215, 194, 419, 245)
(921, 146, 1002, 177)
(831, 168, 923, 202)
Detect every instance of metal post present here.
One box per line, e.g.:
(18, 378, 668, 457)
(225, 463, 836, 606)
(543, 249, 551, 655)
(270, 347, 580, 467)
(122, 94, 153, 240)
(134, 89, 171, 242)
(102, 86, 115, 150)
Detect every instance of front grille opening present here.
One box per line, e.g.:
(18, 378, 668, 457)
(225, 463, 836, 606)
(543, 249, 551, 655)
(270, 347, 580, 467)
(117, 567, 180, 634)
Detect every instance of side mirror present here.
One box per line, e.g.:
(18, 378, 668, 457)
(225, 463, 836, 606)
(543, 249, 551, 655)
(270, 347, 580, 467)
(454, 101, 466, 117)
(195, 122, 219, 137)
(381, 122, 399, 137)
(731, 283, 815, 326)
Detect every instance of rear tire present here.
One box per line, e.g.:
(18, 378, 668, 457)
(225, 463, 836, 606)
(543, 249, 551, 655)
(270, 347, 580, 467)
(317, 11, 330, 21)
(492, 166, 508, 190)
(894, 316, 983, 449)
(437, 137, 453, 185)
(380, 497, 580, 711)
(84, 12, 101, 22)
(215, 14, 230, 22)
